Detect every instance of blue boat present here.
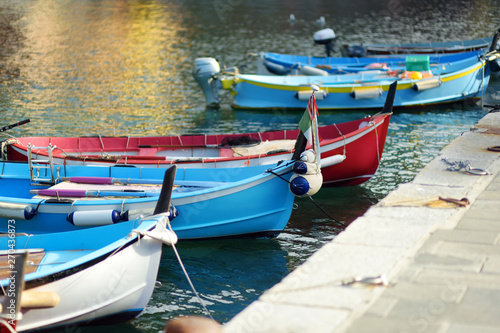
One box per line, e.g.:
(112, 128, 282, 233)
(194, 47, 499, 110)
(0, 161, 298, 239)
(0, 216, 177, 332)
(256, 50, 484, 75)
(341, 35, 495, 57)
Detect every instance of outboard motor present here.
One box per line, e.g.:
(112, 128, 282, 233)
(487, 28, 500, 73)
(345, 45, 367, 58)
(192, 57, 222, 108)
(313, 28, 336, 57)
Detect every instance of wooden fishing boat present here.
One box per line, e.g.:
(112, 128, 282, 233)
(192, 31, 499, 110)
(0, 216, 177, 332)
(256, 50, 483, 75)
(341, 35, 494, 57)
(196, 49, 498, 110)
(0, 160, 298, 239)
(3, 84, 395, 188)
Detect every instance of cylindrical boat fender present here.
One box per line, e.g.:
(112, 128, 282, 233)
(289, 172, 323, 197)
(350, 87, 382, 99)
(295, 90, 328, 101)
(0, 202, 37, 220)
(320, 154, 346, 168)
(66, 209, 125, 226)
(292, 160, 320, 175)
(412, 78, 442, 91)
(300, 149, 317, 163)
(263, 60, 291, 76)
(298, 65, 328, 76)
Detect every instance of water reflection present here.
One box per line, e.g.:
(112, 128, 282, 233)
(0, 0, 499, 332)
(136, 239, 289, 325)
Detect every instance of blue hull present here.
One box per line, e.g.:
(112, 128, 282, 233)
(232, 57, 492, 110)
(0, 162, 295, 239)
(259, 50, 483, 75)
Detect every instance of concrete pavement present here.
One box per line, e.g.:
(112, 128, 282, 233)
(223, 110, 500, 333)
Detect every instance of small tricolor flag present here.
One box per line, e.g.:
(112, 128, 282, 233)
(298, 94, 320, 165)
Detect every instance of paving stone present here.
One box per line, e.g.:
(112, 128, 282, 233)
(382, 282, 467, 303)
(385, 298, 459, 325)
(456, 217, 500, 232)
(268, 243, 403, 293)
(333, 217, 434, 249)
(477, 189, 500, 200)
(444, 323, 500, 333)
(434, 242, 500, 261)
(344, 314, 441, 333)
(481, 256, 500, 274)
(223, 300, 349, 333)
(411, 252, 485, 272)
(435, 288, 500, 328)
(260, 284, 376, 310)
(392, 266, 422, 283)
(364, 296, 397, 317)
(415, 268, 500, 289)
(461, 200, 500, 220)
(427, 229, 499, 245)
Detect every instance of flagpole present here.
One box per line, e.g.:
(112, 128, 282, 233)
(310, 86, 321, 169)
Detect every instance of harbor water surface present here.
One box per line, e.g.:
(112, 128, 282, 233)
(0, 0, 499, 332)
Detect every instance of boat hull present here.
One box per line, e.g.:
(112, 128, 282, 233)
(4, 114, 392, 188)
(232, 61, 491, 110)
(0, 162, 295, 239)
(258, 50, 483, 75)
(1, 220, 163, 332)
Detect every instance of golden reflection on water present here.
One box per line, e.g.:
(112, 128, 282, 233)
(8, 0, 194, 136)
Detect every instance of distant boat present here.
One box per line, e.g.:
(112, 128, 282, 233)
(341, 35, 495, 57)
(0, 216, 177, 332)
(194, 48, 499, 110)
(256, 50, 483, 75)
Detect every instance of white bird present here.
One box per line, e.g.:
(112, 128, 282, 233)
(316, 16, 325, 28)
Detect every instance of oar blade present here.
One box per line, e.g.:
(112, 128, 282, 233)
(381, 81, 397, 114)
(153, 165, 177, 215)
(0, 119, 30, 133)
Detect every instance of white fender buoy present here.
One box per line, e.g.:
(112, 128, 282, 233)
(351, 87, 383, 99)
(289, 172, 323, 197)
(0, 202, 37, 220)
(412, 78, 441, 91)
(320, 154, 346, 168)
(299, 65, 328, 76)
(300, 149, 317, 163)
(292, 160, 320, 175)
(67, 210, 124, 226)
(289, 149, 323, 197)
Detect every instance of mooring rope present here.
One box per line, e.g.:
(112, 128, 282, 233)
(164, 220, 215, 320)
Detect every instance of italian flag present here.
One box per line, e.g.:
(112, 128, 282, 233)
(298, 94, 320, 164)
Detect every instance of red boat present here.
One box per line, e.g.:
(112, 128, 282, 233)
(4, 83, 396, 187)
(3, 112, 390, 187)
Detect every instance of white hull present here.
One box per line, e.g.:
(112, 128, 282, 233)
(16, 232, 162, 331)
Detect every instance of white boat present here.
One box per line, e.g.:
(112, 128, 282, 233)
(0, 216, 177, 332)
(0, 172, 178, 332)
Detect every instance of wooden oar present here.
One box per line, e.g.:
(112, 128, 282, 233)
(154, 165, 177, 215)
(0, 119, 30, 133)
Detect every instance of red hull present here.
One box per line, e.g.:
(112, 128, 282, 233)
(5, 113, 391, 187)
